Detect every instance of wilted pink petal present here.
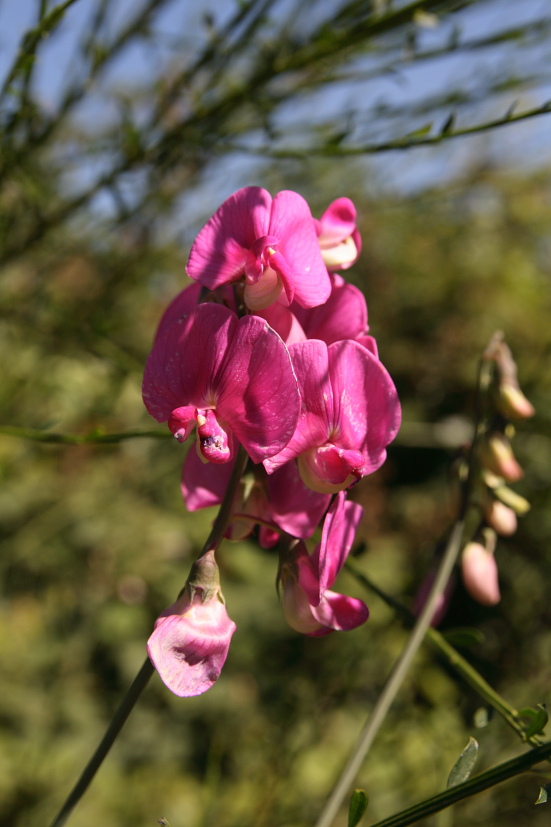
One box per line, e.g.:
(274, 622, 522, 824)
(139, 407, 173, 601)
(143, 303, 300, 464)
(187, 187, 331, 309)
(316, 198, 362, 271)
(147, 552, 237, 697)
(461, 541, 501, 606)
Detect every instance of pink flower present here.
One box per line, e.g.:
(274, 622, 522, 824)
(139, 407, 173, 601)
(186, 187, 331, 310)
(264, 339, 401, 494)
(315, 197, 362, 271)
(142, 303, 300, 464)
(280, 492, 369, 636)
(461, 535, 500, 606)
(147, 551, 236, 696)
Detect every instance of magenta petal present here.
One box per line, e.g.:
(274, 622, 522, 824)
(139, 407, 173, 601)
(215, 315, 300, 463)
(267, 461, 331, 539)
(328, 340, 401, 474)
(319, 197, 358, 245)
(309, 590, 369, 635)
(264, 340, 332, 473)
(154, 282, 203, 342)
(314, 491, 364, 599)
(187, 187, 272, 289)
(269, 191, 331, 308)
(142, 303, 238, 423)
(182, 450, 236, 511)
(256, 304, 307, 346)
(147, 593, 237, 697)
(292, 277, 369, 346)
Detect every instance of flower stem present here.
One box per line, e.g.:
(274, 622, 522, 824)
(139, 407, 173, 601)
(48, 444, 248, 827)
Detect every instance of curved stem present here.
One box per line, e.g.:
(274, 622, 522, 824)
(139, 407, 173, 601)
(48, 444, 248, 827)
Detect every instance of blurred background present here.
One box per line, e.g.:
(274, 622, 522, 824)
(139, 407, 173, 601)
(0, 1, 550, 825)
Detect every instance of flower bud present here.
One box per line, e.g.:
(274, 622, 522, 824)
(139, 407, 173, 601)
(461, 530, 500, 606)
(480, 433, 524, 482)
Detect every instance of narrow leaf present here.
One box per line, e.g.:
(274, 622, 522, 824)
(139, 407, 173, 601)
(447, 737, 479, 788)
(348, 789, 369, 827)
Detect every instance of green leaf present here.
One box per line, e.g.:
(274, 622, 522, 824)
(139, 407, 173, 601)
(442, 627, 484, 647)
(447, 737, 479, 788)
(535, 783, 551, 805)
(348, 789, 369, 827)
(519, 704, 548, 738)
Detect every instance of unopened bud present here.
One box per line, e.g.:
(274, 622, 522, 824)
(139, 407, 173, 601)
(461, 530, 500, 606)
(480, 433, 524, 482)
(484, 495, 517, 537)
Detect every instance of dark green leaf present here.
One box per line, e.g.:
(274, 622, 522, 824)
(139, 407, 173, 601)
(348, 789, 369, 827)
(520, 704, 548, 738)
(447, 737, 479, 788)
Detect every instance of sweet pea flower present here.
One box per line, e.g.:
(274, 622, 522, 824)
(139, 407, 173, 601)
(264, 339, 401, 494)
(147, 551, 236, 696)
(186, 186, 331, 310)
(280, 492, 369, 636)
(315, 197, 362, 271)
(143, 303, 300, 465)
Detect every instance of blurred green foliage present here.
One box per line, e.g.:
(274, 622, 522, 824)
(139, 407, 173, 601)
(1, 1, 551, 826)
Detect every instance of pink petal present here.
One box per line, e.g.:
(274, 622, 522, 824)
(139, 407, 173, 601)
(256, 304, 307, 346)
(182, 449, 236, 511)
(215, 315, 300, 462)
(314, 491, 364, 599)
(187, 187, 272, 289)
(269, 191, 332, 308)
(154, 282, 203, 342)
(267, 461, 331, 539)
(318, 198, 358, 245)
(148, 592, 237, 697)
(309, 590, 369, 636)
(292, 276, 369, 346)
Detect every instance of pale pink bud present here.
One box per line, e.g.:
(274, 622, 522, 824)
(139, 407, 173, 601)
(461, 534, 500, 606)
(498, 384, 535, 420)
(480, 433, 524, 482)
(484, 496, 518, 537)
(485, 335, 534, 419)
(147, 551, 236, 697)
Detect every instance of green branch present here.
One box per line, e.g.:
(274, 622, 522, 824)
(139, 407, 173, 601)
(367, 741, 551, 827)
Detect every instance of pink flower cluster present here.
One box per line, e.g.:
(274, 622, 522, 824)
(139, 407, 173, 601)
(143, 187, 401, 696)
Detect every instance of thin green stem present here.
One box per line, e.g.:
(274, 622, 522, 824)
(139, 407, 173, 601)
(47, 445, 248, 827)
(347, 563, 540, 747)
(313, 519, 467, 827)
(367, 741, 551, 827)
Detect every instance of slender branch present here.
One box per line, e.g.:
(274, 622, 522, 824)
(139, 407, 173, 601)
(367, 741, 551, 827)
(225, 101, 551, 158)
(47, 444, 248, 827)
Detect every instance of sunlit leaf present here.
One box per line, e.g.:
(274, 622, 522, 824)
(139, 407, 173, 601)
(535, 783, 551, 805)
(447, 737, 479, 788)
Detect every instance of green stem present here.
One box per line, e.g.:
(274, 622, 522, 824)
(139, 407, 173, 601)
(367, 741, 551, 827)
(48, 445, 248, 827)
(347, 563, 540, 747)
